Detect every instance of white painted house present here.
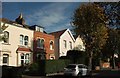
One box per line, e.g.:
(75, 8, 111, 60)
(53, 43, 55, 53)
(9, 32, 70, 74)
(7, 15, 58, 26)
(50, 29, 75, 59)
(74, 35, 85, 51)
(0, 14, 33, 66)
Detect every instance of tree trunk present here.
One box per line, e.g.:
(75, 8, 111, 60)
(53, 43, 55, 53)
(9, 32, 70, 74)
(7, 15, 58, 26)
(88, 51, 92, 70)
(112, 55, 116, 69)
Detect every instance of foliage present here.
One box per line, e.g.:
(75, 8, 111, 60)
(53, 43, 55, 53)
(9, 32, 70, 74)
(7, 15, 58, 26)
(95, 2, 120, 28)
(25, 59, 70, 76)
(67, 50, 87, 64)
(72, 3, 109, 69)
(0, 23, 8, 41)
(2, 66, 24, 78)
(72, 3, 108, 57)
(103, 28, 120, 57)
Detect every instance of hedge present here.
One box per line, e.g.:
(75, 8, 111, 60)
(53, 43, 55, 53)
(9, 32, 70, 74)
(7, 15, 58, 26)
(2, 66, 25, 78)
(25, 59, 70, 76)
(45, 59, 70, 74)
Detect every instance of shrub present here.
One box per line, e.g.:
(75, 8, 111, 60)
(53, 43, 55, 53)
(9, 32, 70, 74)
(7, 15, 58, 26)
(25, 59, 70, 76)
(2, 66, 24, 78)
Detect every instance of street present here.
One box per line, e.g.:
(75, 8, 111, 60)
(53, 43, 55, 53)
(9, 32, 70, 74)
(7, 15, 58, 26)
(22, 69, 120, 78)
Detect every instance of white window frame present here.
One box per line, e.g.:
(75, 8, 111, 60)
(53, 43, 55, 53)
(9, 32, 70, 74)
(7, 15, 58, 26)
(20, 35, 24, 45)
(50, 41, 54, 50)
(20, 53, 30, 65)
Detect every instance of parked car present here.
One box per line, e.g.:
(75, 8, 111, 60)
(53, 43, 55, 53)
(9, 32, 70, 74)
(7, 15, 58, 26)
(64, 64, 89, 76)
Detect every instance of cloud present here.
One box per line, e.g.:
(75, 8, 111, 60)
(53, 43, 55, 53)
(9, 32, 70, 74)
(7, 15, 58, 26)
(25, 3, 73, 32)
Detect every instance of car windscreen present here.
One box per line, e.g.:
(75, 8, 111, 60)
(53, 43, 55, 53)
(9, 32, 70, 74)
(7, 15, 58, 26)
(78, 65, 87, 68)
(66, 65, 76, 68)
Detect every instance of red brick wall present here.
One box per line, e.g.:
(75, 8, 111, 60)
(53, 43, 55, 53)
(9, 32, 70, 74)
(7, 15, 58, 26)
(33, 31, 55, 60)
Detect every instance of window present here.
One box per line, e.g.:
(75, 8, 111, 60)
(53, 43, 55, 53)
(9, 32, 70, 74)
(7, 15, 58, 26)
(69, 41, 72, 49)
(4, 31, 9, 43)
(3, 54, 9, 65)
(21, 53, 30, 66)
(20, 35, 29, 46)
(37, 39, 40, 47)
(20, 35, 24, 45)
(36, 26, 43, 32)
(37, 39, 44, 49)
(24, 36, 28, 46)
(63, 40, 67, 48)
(25, 54, 30, 64)
(21, 53, 24, 66)
(50, 41, 53, 50)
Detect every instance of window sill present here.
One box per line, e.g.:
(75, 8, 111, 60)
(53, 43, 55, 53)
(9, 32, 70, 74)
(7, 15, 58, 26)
(2, 43, 11, 45)
(18, 45, 29, 47)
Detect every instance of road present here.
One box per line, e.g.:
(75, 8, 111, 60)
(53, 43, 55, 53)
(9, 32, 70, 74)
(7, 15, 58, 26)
(22, 69, 120, 78)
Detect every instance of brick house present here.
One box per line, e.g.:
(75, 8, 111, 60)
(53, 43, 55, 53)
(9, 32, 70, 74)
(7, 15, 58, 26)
(30, 25, 55, 61)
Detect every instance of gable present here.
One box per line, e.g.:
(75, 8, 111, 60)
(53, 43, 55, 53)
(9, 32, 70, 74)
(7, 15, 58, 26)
(60, 29, 75, 42)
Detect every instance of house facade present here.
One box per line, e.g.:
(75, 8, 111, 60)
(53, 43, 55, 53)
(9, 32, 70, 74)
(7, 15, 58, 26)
(30, 25, 55, 61)
(74, 35, 85, 51)
(0, 14, 33, 66)
(50, 29, 75, 59)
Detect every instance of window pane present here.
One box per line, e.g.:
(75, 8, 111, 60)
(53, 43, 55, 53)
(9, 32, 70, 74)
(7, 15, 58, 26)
(21, 53, 24, 59)
(20, 35, 24, 45)
(40, 39, 44, 48)
(25, 60, 29, 64)
(64, 40, 67, 48)
(24, 36, 28, 45)
(3, 54, 9, 64)
(25, 54, 29, 59)
(21, 60, 24, 65)
(4, 31, 9, 43)
(37, 39, 40, 47)
(69, 41, 72, 49)
(3, 57, 8, 63)
(50, 41, 53, 50)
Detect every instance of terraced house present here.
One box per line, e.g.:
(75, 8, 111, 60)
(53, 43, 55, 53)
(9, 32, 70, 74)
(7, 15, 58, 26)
(50, 29, 75, 59)
(30, 25, 55, 61)
(0, 14, 55, 66)
(0, 14, 33, 66)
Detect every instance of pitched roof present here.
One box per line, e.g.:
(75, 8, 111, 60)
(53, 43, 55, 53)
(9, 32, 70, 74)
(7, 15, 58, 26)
(0, 18, 15, 24)
(0, 18, 29, 29)
(49, 29, 67, 38)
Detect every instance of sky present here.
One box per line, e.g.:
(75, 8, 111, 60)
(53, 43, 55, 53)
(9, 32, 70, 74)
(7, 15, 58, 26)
(2, 2, 83, 33)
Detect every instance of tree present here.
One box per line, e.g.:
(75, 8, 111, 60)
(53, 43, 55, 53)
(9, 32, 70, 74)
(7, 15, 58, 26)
(96, 2, 120, 68)
(0, 23, 8, 41)
(67, 50, 86, 64)
(95, 2, 120, 28)
(103, 28, 120, 68)
(72, 3, 108, 69)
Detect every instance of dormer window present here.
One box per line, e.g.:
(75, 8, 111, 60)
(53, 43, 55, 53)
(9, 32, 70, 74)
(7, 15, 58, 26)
(36, 26, 43, 32)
